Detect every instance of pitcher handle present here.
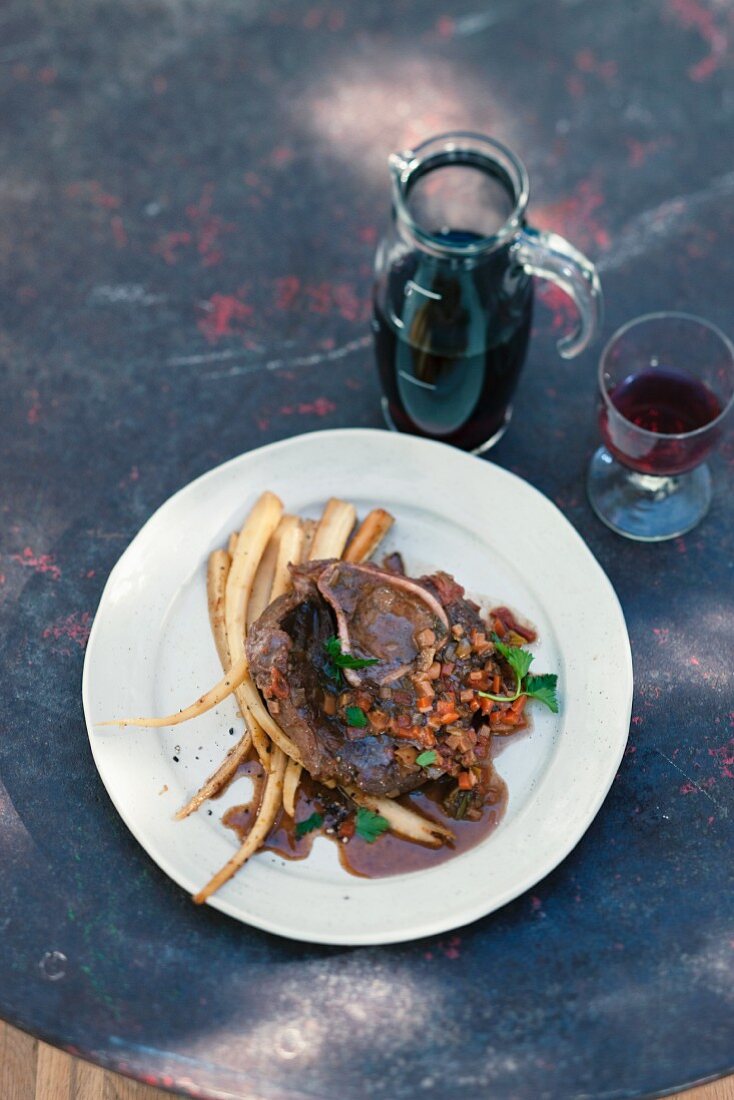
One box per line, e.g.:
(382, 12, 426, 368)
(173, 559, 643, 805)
(510, 226, 603, 358)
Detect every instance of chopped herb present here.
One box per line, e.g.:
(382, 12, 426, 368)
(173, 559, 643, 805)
(454, 791, 472, 820)
(354, 807, 390, 843)
(324, 636, 379, 671)
(478, 635, 559, 713)
(345, 705, 368, 728)
(415, 749, 438, 767)
(295, 812, 323, 839)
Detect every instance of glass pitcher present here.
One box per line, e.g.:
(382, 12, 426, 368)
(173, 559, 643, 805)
(372, 132, 602, 453)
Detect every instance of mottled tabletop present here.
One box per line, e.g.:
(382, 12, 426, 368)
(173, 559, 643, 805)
(1, 0, 732, 1097)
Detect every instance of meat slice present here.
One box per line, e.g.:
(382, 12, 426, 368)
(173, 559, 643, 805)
(316, 561, 449, 686)
(246, 559, 494, 796)
(246, 576, 421, 795)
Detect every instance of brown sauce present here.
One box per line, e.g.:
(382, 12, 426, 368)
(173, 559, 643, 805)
(336, 773, 507, 878)
(221, 754, 509, 879)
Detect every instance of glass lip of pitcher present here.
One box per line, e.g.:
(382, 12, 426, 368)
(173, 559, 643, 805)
(388, 131, 530, 258)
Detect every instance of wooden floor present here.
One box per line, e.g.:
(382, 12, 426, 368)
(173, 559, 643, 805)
(1, 1020, 732, 1099)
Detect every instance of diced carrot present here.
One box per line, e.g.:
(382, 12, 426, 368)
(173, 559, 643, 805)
(479, 696, 493, 716)
(493, 617, 506, 637)
(354, 692, 373, 712)
(416, 697, 433, 713)
(458, 772, 474, 790)
(493, 709, 519, 727)
(435, 698, 453, 715)
(491, 606, 536, 642)
(492, 674, 501, 694)
(439, 710, 460, 725)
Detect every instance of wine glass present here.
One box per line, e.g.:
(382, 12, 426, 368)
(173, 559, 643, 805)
(587, 312, 734, 541)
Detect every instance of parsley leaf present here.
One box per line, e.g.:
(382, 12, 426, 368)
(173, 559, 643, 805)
(415, 749, 438, 767)
(345, 705, 368, 728)
(524, 673, 559, 713)
(295, 812, 323, 838)
(324, 636, 379, 671)
(354, 807, 390, 843)
(493, 636, 533, 682)
(477, 636, 559, 713)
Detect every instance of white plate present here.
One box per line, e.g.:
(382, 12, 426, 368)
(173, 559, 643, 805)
(82, 428, 632, 946)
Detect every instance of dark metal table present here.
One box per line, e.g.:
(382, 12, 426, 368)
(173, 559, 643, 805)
(1, 1, 732, 1096)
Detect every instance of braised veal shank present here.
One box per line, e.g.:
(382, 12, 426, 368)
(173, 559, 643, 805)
(247, 560, 518, 802)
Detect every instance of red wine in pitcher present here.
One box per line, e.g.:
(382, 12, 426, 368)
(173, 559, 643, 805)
(373, 229, 534, 453)
(374, 133, 602, 451)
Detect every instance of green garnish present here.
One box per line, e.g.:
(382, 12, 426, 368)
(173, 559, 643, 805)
(443, 786, 472, 820)
(345, 705, 368, 728)
(415, 749, 438, 767)
(478, 635, 559, 713)
(295, 812, 323, 838)
(354, 807, 390, 843)
(454, 791, 472, 820)
(324, 636, 379, 671)
(523, 673, 559, 711)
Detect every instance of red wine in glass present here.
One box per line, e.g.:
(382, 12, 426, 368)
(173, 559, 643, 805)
(600, 366, 723, 475)
(589, 312, 734, 541)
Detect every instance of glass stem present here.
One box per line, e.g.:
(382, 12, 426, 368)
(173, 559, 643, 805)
(627, 471, 681, 500)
